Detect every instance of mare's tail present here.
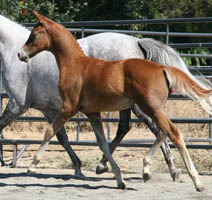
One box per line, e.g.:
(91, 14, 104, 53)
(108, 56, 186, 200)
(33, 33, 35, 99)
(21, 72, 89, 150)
(138, 38, 189, 72)
(138, 38, 212, 89)
(163, 67, 212, 114)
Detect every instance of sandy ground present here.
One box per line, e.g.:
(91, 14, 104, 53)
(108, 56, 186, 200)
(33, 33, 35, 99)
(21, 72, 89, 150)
(0, 167, 212, 200)
(1, 100, 212, 199)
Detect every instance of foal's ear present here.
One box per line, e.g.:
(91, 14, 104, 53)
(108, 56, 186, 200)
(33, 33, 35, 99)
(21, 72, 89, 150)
(32, 11, 51, 31)
(33, 11, 46, 22)
(32, 11, 53, 32)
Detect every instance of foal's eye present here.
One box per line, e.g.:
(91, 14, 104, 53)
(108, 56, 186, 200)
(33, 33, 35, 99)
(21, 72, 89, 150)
(26, 34, 36, 46)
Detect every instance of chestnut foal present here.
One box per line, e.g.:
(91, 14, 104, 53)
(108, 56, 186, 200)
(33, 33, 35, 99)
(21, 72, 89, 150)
(18, 11, 212, 191)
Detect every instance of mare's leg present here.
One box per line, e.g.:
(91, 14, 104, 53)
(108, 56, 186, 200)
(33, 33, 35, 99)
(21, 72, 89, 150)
(0, 98, 27, 131)
(0, 133, 4, 166)
(0, 98, 28, 166)
(142, 109, 203, 192)
(87, 112, 125, 189)
(96, 108, 131, 174)
(132, 104, 181, 181)
(55, 127, 83, 178)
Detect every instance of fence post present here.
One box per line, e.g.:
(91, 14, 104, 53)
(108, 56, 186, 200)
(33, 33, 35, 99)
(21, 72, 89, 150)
(76, 112, 80, 141)
(0, 60, 4, 163)
(166, 23, 170, 44)
(0, 60, 2, 115)
(11, 144, 17, 167)
(81, 26, 85, 38)
(75, 26, 85, 142)
(210, 58, 212, 144)
(106, 112, 111, 141)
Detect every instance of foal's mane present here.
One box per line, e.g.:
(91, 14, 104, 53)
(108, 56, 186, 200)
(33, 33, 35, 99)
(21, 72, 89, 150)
(63, 26, 85, 56)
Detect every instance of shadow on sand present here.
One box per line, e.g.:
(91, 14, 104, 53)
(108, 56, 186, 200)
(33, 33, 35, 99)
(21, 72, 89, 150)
(0, 171, 140, 191)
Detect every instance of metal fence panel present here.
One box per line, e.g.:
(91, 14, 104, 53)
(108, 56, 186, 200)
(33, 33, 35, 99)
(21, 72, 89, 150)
(1, 17, 212, 151)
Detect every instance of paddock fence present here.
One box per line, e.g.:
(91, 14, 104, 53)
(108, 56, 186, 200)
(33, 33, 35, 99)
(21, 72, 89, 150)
(1, 17, 212, 166)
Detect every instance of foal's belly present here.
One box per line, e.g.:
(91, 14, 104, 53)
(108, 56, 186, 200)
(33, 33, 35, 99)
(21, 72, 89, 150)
(79, 96, 134, 113)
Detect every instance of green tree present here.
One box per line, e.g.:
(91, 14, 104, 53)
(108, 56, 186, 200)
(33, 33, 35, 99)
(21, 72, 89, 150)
(0, 0, 82, 22)
(0, 0, 20, 20)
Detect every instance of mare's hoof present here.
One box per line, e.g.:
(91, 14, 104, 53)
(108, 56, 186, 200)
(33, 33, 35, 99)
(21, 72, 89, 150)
(118, 181, 126, 190)
(143, 172, 152, 182)
(96, 163, 108, 174)
(171, 168, 182, 181)
(1, 161, 6, 167)
(196, 185, 205, 192)
(75, 172, 85, 179)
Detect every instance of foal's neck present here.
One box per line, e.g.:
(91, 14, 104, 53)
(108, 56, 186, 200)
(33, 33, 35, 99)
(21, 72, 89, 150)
(51, 25, 85, 70)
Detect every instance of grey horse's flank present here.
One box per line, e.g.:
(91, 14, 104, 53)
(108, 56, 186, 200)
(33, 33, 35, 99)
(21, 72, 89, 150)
(1, 15, 203, 179)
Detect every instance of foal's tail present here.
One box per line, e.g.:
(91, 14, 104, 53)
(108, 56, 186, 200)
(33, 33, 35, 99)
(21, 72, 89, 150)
(163, 67, 212, 114)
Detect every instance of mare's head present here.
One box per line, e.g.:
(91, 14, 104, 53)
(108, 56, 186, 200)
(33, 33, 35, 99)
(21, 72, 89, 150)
(18, 11, 54, 63)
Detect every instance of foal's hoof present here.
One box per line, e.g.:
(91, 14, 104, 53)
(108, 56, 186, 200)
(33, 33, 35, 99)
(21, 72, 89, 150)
(118, 181, 126, 190)
(143, 172, 152, 182)
(96, 163, 108, 174)
(27, 168, 37, 174)
(171, 168, 182, 181)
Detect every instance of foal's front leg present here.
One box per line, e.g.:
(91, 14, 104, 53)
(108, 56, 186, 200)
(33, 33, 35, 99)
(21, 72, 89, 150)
(87, 112, 126, 189)
(43, 111, 83, 178)
(28, 107, 76, 174)
(28, 124, 53, 173)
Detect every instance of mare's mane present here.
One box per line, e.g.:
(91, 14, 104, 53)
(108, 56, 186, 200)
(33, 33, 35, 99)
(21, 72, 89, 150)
(0, 15, 28, 37)
(0, 15, 29, 53)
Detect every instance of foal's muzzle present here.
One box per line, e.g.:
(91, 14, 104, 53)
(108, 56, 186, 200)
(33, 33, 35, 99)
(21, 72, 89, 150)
(18, 48, 30, 63)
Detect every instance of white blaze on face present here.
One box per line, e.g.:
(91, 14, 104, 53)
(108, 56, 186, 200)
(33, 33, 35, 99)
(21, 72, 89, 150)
(18, 47, 30, 63)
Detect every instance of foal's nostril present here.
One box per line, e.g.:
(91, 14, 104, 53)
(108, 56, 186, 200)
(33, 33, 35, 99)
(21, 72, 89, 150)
(17, 52, 20, 59)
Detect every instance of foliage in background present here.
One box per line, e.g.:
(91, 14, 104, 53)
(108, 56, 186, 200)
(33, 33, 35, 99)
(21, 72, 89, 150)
(1, 0, 212, 32)
(0, 0, 82, 22)
(0, 0, 212, 66)
(180, 48, 211, 67)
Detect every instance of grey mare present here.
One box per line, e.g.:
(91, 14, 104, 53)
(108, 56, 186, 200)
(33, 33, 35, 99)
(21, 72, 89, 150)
(0, 15, 197, 179)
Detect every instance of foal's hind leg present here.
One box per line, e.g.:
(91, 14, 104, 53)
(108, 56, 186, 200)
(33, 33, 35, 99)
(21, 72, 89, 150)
(132, 104, 181, 181)
(166, 119, 203, 191)
(87, 113, 125, 189)
(96, 108, 131, 174)
(96, 105, 181, 181)
(143, 109, 203, 192)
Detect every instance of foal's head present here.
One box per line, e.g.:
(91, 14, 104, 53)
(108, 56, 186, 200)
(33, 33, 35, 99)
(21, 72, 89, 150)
(18, 11, 54, 63)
